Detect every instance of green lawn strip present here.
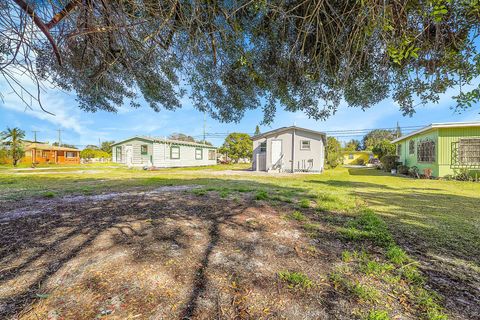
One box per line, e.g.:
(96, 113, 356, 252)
(335, 209, 448, 320)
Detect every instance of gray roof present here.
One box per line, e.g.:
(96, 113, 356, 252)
(391, 121, 480, 143)
(251, 126, 326, 140)
(111, 135, 217, 148)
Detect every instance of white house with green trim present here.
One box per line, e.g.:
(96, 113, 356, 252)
(111, 136, 217, 168)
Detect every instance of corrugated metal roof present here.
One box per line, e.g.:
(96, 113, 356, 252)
(111, 136, 217, 148)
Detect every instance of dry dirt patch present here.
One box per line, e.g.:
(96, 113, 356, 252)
(0, 188, 350, 319)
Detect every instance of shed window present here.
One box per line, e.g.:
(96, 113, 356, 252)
(195, 148, 203, 160)
(259, 142, 267, 153)
(458, 138, 480, 165)
(417, 140, 435, 163)
(300, 140, 311, 150)
(141, 144, 148, 155)
(208, 149, 216, 160)
(66, 151, 76, 158)
(397, 145, 402, 156)
(170, 146, 180, 159)
(116, 146, 122, 161)
(409, 140, 415, 155)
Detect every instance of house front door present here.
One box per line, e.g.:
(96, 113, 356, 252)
(271, 140, 282, 167)
(125, 146, 133, 166)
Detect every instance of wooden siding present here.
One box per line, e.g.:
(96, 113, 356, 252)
(152, 142, 216, 167)
(112, 138, 216, 167)
(437, 127, 480, 176)
(396, 126, 480, 177)
(397, 130, 439, 176)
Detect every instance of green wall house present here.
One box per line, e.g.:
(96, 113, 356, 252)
(392, 121, 480, 177)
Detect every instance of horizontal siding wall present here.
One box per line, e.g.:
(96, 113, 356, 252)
(438, 127, 480, 176)
(152, 142, 216, 167)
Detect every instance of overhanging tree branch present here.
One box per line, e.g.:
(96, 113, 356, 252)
(12, 0, 62, 65)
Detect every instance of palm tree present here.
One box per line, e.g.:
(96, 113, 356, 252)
(1, 127, 25, 166)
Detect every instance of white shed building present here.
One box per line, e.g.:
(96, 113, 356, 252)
(112, 136, 217, 168)
(252, 126, 326, 173)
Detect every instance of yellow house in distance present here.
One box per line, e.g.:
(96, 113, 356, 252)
(342, 151, 376, 165)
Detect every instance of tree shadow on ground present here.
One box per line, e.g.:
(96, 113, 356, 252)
(0, 177, 342, 319)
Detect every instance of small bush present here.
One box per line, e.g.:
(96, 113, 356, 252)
(278, 271, 313, 289)
(254, 190, 268, 200)
(397, 165, 409, 175)
(386, 246, 408, 265)
(342, 250, 353, 262)
(298, 198, 310, 208)
(380, 155, 399, 172)
(288, 210, 307, 221)
(423, 168, 433, 179)
(42, 191, 56, 198)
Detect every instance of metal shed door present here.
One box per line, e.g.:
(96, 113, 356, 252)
(271, 140, 282, 165)
(125, 146, 133, 166)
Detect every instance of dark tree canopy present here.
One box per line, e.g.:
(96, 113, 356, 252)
(362, 129, 397, 150)
(2, 1, 480, 122)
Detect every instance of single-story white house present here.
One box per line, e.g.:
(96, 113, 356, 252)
(111, 136, 217, 167)
(252, 126, 326, 173)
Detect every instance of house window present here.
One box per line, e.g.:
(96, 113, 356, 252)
(300, 140, 311, 150)
(141, 144, 148, 155)
(208, 149, 216, 160)
(348, 154, 354, 159)
(409, 140, 415, 155)
(458, 138, 480, 165)
(116, 146, 122, 161)
(397, 145, 402, 156)
(259, 142, 267, 153)
(42, 151, 48, 158)
(417, 140, 435, 163)
(36, 150, 42, 158)
(66, 151, 76, 158)
(195, 148, 203, 160)
(170, 146, 180, 159)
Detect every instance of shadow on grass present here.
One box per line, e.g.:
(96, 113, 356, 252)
(0, 177, 311, 319)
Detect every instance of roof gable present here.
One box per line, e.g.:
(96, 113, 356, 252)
(252, 126, 326, 140)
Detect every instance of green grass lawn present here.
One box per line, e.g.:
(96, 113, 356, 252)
(1, 163, 478, 319)
(1, 164, 478, 265)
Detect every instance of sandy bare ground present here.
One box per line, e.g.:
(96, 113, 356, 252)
(0, 188, 354, 320)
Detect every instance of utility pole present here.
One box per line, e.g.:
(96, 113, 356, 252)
(32, 130, 39, 142)
(57, 129, 63, 146)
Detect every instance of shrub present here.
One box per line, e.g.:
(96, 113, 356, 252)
(386, 246, 409, 265)
(379, 155, 399, 172)
(409, 166, 420, 178)
(254, 190, 268, 200)
(397, 165, 409, 175)
(423, 168, 433, 179)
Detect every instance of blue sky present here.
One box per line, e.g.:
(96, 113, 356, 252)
(1, 78, 479, 148)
